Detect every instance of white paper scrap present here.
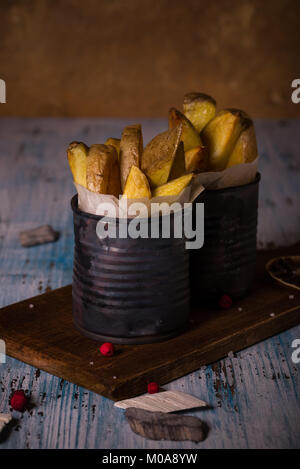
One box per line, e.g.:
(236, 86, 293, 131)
(114, 390, 208, 413)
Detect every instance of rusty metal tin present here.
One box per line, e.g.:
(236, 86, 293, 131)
(71, 196, 190, 344)
(191, 173, 260, 303)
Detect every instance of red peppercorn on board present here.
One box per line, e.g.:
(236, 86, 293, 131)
(0, 245, 299, 401)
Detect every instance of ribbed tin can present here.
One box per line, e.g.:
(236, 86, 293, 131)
(71, 195, 190, 344)
(190, 173, 260, 303)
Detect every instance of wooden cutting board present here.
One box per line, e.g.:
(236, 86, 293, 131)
(0, 245, 299, 401)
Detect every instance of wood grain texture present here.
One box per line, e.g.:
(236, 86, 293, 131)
(0, 246, 299, 401)
(125, 408, 208, 442)
(1, 1, 300, 118)
(0, 117, 299, 448)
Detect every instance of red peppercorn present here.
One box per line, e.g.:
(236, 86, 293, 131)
(99, 342, 114, 357)
(10, 390, 28, 412)
(219, 294, 233, 310)
(147, 382, 159, 394)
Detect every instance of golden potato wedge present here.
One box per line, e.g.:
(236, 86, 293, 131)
(105, 138, 121, 159)
(183, 92, 216, 133)
(153, 173, 193, 197)
(141, 125, 183, 188)
(67, 141, 88, 187)
(120, 124, 143, 191)
(202, 109, 250, 171)
(123, 165, 151, 199)
(185, 146, 209, 173)
(226, 121, 258, 167)
(87, 144, 115, 194)
(168, 107, 202, 152)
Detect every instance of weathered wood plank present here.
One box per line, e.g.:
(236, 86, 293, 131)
(0, 118, 299, 449)
(0, 247, 299, 402)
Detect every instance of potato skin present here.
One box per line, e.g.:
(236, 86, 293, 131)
(120, 124, 143, 191)
(185, 146, 209, 173)
(168, 107, 202, 152)
(86, 144, 115, 194)
(227, 122, 257, 167)
(105, 138, 121, 159)
(67, 141, 88, 187)
(183, 92, 216, 133)
(183, 92, 216, 106)
(141, 126, 183, 188)
(168, 141, 185, 181)
(106, 144, 122, 197)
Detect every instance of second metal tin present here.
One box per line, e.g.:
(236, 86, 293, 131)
(190, 173, 260, 303)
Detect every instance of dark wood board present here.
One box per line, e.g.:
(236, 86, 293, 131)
(0, 245, 299, 402)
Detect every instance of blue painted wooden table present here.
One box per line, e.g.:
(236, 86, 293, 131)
(0, 118, 299, 449)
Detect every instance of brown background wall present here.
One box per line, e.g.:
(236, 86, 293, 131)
(0, 0, 299, 118)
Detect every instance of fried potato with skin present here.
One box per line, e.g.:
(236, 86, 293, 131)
(120, 125, 143, 191)
(183, 92, 216, 133)
(168, 141, 186, 181)
(67, 142, 88, 187)
(202, 109, 250, 171)
(168, 108, 202, 152)
(153, 173, 193, 197)
(226, 121, 258, 167)
(105, 138, 121, 159)
(141, 125, 183, 188)
(105, 144, 122, 197)
(87, 144, 117, 194)
(185, 146, 209, 173)
(123, 165, 151, 199)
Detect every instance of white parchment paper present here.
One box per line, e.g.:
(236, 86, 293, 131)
(75, 157, 258, 217)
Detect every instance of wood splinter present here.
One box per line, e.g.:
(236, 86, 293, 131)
(19, 225, 59, 247)
(125, 407, 208, 442)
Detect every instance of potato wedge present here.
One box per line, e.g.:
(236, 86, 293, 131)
(105, 138, 121, 159)
(123, 165, 151, 199)
(141, 125, 183, 188)
(185, 146, 209, 173)
(87, 144, 115, 194)
(202, 109, 250, 171)
(153, 173, 193, 197)
(105, 144, 122, 197)
(67, 141, 88, 187)
(168, 108, 202, 152)
(183, 92, 216, 133)
(168, 141, 186, 180)
(120, 124, 143, 191)
(226, 121, 258, 167)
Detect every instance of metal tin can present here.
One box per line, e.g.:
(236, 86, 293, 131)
(190, 173, 260, 303)
(71, 195, 190, 344)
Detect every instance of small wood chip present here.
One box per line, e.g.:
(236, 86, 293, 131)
(0, 414, 12, 433)
(19, 225, 59, 247)
(125, 407, 208, 442)
(115, 390, 208, 413)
